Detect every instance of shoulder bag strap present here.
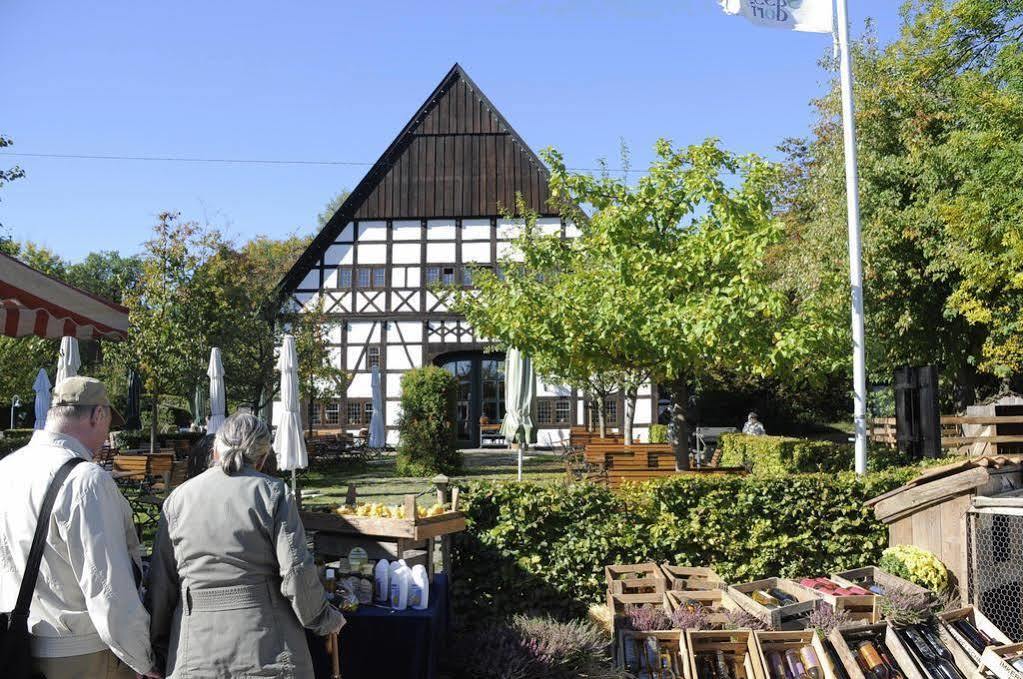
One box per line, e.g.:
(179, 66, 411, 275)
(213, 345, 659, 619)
(13, 457, 87, 616)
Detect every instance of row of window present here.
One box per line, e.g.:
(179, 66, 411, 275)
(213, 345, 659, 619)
(335, 265, 490, 290)
(310, 400, 374, 427)
(311, 397, 615, 428)
(536, 399, 572, 425)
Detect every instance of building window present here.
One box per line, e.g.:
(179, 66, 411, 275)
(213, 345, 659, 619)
(324, 401, 340, 425)
(441, 267, 456, 285)
(373, 268, 386, 288)
(357, 267, 372, 288)
(603, 397, 618, 424)
(346, 401, 363, 425)
(537, 399, 572, 425)
(462, 266, 473, 286)
(367, 346, 380, 369)
(338, 267, 353, 288)
(364, 402, 374, 422)
(555, 400, 571, 424)
(425, 267, 440, 285)
(537, 400, 553, 425)
(310, 404, 322, 425)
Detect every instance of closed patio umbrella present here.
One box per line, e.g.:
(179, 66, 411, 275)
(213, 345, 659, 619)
(500, 347, 535, 481)
(207, 348, 226, 434)
(33, 368, 51, 430)
(55, 336, 80, 386)
(191, 383, 208, 430)
(273, 334, 307, 495)
(369, 365, 386, 448)
(124, 369, 142, 430)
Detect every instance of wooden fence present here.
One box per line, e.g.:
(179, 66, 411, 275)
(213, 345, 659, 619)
(869, 415, 1023, 454)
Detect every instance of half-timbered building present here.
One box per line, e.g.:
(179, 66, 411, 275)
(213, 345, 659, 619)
(278, 64, 656, 446)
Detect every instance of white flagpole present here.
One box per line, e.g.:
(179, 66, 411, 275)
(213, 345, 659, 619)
(835, 0, 869, 474)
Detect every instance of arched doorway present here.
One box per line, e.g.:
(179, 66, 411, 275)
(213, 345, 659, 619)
(434, 351, 505, 447)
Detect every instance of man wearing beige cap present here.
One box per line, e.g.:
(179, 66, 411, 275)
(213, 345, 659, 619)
(0, 376, 160, 678)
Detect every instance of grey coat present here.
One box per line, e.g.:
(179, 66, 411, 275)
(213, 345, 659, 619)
(146, 466, 344, 678)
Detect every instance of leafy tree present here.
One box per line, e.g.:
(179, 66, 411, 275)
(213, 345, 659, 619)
(317, 189, 351, 228)
(779, 0, 1023, 404)
(64, 251, 143, 303)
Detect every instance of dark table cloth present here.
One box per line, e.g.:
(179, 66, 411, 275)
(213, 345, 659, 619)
(309, 574, 449, 679)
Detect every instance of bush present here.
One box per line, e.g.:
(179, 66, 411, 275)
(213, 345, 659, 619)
(879, 545, 950, 594)
(648, 424, 669, 443)
(0, 429, 34, 459)
(449, 614, 625, 679)
(396, 366, 461, 475)
(452, 469, 915, 619)
(719, 433, 854, 473)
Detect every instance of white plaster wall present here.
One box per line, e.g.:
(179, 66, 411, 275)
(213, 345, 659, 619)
(358, 221, 387, 241)
(391, 268, 406, 287)
(324, 243, 355, 267)
(337, 223, 355, 242)
(634, 397, 652, 425)
(348, 372, 372, 398)
(392, 242, 420, 264)
(348, 322, 380, 344)
(386, 373, 404, 396)
(565, 222, 581, 238)
(497, 218, 524, 240)
(406, 267, 421, 287)
(426, 219, 457, 240)
(298, 270, 319, 289)
(537, 217, 561, 236)
(426, 242, 456, 263)
(462, 242, 490, 263)
(387, 321, 423, 343)
(385, 402, 402, 427)
(386, 345, 415, 371)
(393, 220, 420, 241)
(462, 218, 491, 240)
(496, 241, 524, 261)
(358, 243, 387, 264)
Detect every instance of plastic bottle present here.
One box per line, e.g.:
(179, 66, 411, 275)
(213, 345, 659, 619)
(389, 560, 409, 610)
(409, 564, 429, 610)
(374, 559, 390, 604)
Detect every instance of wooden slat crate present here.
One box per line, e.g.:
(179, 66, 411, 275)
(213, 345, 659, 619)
(753, 630, 842, 679)
(608, 592, 668, 626)
(830, 566, 930, 602)
(299, 497, 466, 541)
(662, 565, 725, 591)
(940, 607, 1013, 667)
(828, 623, 925, 679)
(606, 562, 667, 595)
(665, 589, 743, 628)
(728, 578, 820, 629)
(617, 629, 684, 677)
(682, 629, 767, 679)
(792, 577, 878, 623)
(977, 643, 1023, 679)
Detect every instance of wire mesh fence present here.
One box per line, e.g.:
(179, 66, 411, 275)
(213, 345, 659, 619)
(966, 508, 1023, 641)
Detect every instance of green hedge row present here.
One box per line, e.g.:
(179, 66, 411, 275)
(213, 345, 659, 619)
(718, 433, 855, 473)
(451, 469, 915, 618)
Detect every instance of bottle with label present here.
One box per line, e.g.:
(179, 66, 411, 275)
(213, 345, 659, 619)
(324, 568, 336, 599)
(768, 587, 797, 605)
(752, 590, 781, 608)
(858, 642, 891, 679)
(800, 645, 823, 679)
(784, 649, 806, 679)
(767, 651, 789, 679)
(374, 559, 390, 603)
(409, 564, 429, 610)
(389, 560, 410, 610)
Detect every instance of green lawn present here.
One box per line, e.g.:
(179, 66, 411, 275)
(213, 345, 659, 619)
(293, 448, 567, 509)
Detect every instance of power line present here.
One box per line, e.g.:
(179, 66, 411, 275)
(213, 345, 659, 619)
(0, 151, 643, 174)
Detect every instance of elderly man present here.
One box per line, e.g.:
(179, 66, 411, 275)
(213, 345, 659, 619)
(742, 411, 767, 437)
(0, 376, 160, 679)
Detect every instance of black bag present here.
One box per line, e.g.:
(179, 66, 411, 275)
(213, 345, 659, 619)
(0, 457, 86, 679)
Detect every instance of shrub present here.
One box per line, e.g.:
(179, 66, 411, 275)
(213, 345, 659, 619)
(396, 366, 461, 475)
(450, 614, 625, 679)
(452, 469, 915, 619)
(0, 429, 33, 459)
(648, 424, 669, 443)
(718, 433, 853, 473)
(879, 545, 950, 594)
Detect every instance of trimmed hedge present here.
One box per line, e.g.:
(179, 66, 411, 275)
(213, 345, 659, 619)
(451, 469, 915, 618)
(0, 429, 33, 459)
(719, 433, 854, 473)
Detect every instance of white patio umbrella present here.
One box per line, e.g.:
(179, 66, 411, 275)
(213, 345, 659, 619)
(369, 365, 386, 448)
(207, 347, 226, 434)
(33, 368, 51, 430)
(55, 336, 80, 386)
(273, 334, 307, 495)
(500, 347, 535, 481)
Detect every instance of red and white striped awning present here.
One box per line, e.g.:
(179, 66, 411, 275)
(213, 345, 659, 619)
(0, 252, 129, 340)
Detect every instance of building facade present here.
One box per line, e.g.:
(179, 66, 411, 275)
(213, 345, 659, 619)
(278, 65, 656, 446)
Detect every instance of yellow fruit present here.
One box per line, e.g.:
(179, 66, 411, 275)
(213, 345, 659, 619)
(335, 505, 354, 516)
(428, 503, 446, 517)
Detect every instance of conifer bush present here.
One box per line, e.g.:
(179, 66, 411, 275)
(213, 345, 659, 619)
(395, 366, 462, 475)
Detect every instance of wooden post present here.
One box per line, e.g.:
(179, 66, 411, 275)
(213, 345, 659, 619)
(432, 474, 449, 506)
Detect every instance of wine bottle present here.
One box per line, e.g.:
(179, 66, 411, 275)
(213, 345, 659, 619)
(716, 650, 733, 679)
(867, 584, 886, 595)
(769, 587, 798, 605)
(824, 639, 852, 679)
(752, 590, 781, 608)
(918, 625, 956, 664)
(858, 642, 892, 679)
(697, 654, 716, 679)
(950, 619, 991, 652)
(876, 643, 905, 679)
(785, 648, 807, 679)
(767, 651, 790, 679)
(899, 627, 959, 679)
(801, 645, 824, 679)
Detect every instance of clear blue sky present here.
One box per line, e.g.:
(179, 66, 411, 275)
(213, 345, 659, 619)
(1, 1, 900, 262)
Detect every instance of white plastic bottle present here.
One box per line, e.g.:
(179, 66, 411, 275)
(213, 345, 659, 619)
(373, 559, 390, 604)
(409, 564, 429, 610)
(389, 560, 409, 610)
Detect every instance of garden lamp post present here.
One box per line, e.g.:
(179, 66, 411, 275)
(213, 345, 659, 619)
(10, 395, 21, 430)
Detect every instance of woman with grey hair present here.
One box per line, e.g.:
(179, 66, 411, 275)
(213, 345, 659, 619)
(146, 412, 344, 678)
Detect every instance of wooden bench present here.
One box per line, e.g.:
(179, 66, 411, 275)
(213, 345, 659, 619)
(584, 443, 748, 488)
(479, 417, 504, 447)
(569, 426, 623, 449)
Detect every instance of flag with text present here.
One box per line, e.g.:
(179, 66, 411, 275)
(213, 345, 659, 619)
(719, 0, 833, 33)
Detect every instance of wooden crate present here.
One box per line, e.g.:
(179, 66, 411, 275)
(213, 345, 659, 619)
(608, 592, 669, 627)
(753, 630, 842, 679)
(940, 607, 1013, 666)
(828, 622, 925, 679)
(793, 578, 878, 623)
(662, 565, 725, 591)
(728, 577, 820, 629)
(606, 562, 668, 595)
(299, 498, 466, 541)
(617, 629, 684, 677)
(665, 589, 743, 628)
(682, 629, 767, 679)
(977, 643, 1023, 679)
(830, 566, 930, 602)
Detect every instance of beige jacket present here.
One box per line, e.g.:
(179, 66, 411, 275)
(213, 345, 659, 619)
(146, 465, 344, 678)
(0, 431, 155, 673)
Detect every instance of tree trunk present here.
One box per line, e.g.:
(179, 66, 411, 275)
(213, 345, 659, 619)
(623, 384, 638, 445)
(598, 403, 606, 438)
(955, 364, 977, 412)
(149, 396, 159, 455)
(585, 393, 594, 433)
(668, 378, 690, 471)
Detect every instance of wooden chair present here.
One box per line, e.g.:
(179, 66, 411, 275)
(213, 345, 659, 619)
(479, 416, 503, 447)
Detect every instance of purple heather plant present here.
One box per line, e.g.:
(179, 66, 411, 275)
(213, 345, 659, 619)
(624, 604, 673, 632)
(670, 604, 710, 631)
(723, 607, 770, 631)
(879, 583, 933, 627)
(808, 603, 853, 639)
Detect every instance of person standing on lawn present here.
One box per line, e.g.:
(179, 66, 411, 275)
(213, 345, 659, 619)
(146, 412, 344, 678)
(0, 376, 161, 679)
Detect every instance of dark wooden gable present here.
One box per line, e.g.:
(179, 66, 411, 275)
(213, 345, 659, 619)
(279, 64, 556, 296)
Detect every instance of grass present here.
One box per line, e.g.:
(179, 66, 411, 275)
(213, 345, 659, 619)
(291, 448, 567, 509)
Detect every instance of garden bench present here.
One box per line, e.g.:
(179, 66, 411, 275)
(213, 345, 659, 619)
(478, 417, 504, 447)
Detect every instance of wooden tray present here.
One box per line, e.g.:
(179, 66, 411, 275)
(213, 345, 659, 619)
(753, 630, 842, 679)
(606, 562, 668, 595)
(608, 591, 669, 626)
(728, 577, 820, 629)
(662, 565, 725, 591)
(683, 629, 767, 679)
(665, 589, 743, 628)
(792, 578, 878, 623)
(940, 607, 1013, 667)
(828, 622, 925, 679)
(300, 502, 466, 541)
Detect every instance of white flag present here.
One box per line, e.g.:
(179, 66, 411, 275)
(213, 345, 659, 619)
(720, 0, 833, 34)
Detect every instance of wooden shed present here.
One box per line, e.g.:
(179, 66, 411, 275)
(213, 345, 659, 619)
(866, 455, 1023, 596)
